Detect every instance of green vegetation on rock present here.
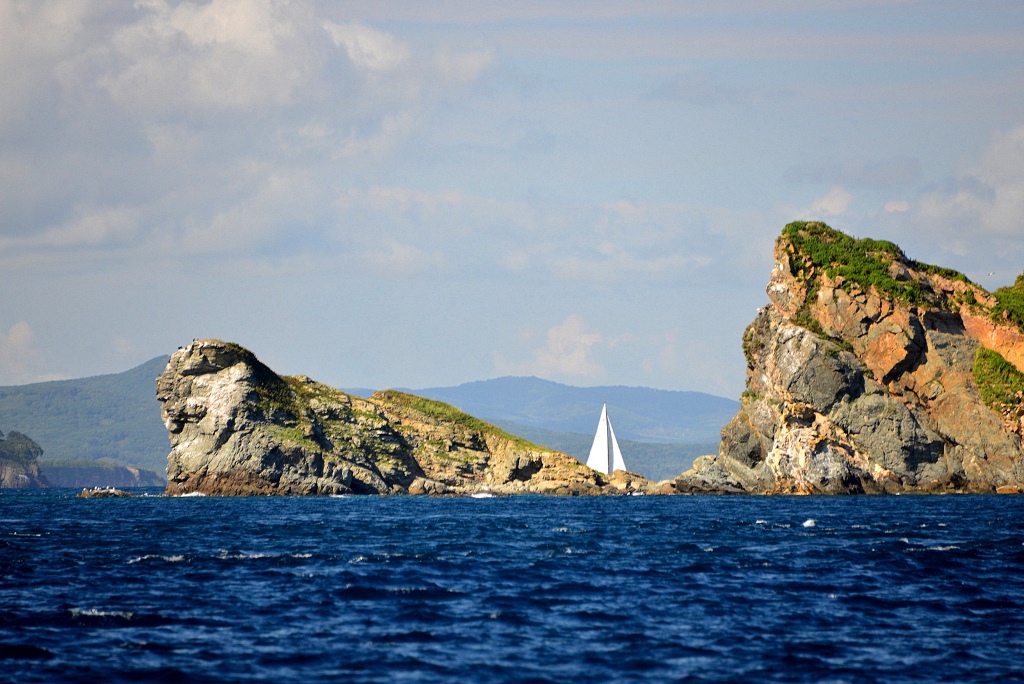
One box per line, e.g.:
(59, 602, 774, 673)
(0, 430, 43, 466)
(375, 390, 540, 450)
(782, 221, 969, 307)
(915, 262, 972, 284)
(972, 347, 1024, 424)
(991, 273, 1024, 334)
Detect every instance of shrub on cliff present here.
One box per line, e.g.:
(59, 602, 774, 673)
(992, 273, 1024, 334)
(782, 221, 970, 308)
(973, 348, 1024, 425)
(375, 390, 539, 450)
(0, 430, 44, 467)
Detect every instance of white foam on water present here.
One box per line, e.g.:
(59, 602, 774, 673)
(802, 519, 816, 528)
(128, 554, 185, 564)
(70, 608, 134, 619)
(178, 491, 205, 497)
(217, 551, 276, 560)
(754, 520, 767, 525)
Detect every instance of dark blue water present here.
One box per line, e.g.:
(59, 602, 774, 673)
(2, 492, 1024, 683)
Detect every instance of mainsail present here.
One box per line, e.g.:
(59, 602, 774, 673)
(586, 403, 626, 475)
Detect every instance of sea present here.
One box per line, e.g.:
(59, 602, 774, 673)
(2, 491, 1023, 683)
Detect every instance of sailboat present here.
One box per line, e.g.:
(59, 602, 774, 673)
(586, 403, 626, 475)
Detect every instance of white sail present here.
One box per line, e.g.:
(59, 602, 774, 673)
(586, 403, 627, 475)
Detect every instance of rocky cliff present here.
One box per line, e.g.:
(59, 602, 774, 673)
(157, 340, 652, 496)
(39, 460, 165, 488)
(0, 430, 48, 488)
(677, 222, 1024, 494)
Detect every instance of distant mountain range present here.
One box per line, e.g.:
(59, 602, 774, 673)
(0, 356, 170, 473)
(0, 357, 736, 483)
(348, 377, 737, 481)
(402, 376, 737, 444)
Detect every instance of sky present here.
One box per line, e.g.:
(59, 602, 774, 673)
(1, 1, 1023, 398)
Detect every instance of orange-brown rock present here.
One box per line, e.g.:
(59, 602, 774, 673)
(962, 313, 1024, 373)
(677, 222, 1024, 495)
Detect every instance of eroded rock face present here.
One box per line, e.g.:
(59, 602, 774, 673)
(0, 430, 47, 489)
(0, 460, 47, 489)
(157, 340, 651, 496)
(677, 222, 1024, 494)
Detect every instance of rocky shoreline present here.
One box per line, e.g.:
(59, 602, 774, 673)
(157, 340, 658, 496)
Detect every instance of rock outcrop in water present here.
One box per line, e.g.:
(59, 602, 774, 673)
(157, 340, 652, 496)
(0, 430, 47, 488)
(677, 221, 1024, 494)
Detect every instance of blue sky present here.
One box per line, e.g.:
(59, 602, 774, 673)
(1, 1, 1022, 397)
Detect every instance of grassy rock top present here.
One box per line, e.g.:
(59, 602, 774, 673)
(0, 430, 43, 467)
(992, 274, 1024, 334)
(780, 221, 975, 310)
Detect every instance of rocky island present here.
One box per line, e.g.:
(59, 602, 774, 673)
(678, 221, 1024, 494)
(157, 340, 652, 496)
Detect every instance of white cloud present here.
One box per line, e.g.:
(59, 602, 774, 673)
(113, 336, 134, 356)
(328, 188, 770, 286)
(786, 155, 921, 189)
(361, 239, 446, 276)
(334, 185, 532, 243)
(331, 112, 418, 160)
(0, 205, 141, 252)
(547, 199, 742, 283)
(933, 124, 1024, 237)
(99, 0, 321, 112)
(0, 321, 60, 385)
(0, 0, 92, 129)
(806, 185, 853, 217)
(43, 205, 141, 248)
(434, 47, 495, 83)
(323, 20, 409, 73)
(555, 244, 700, 281)
(495, 315, 605, 380)
(884, 200, 910, 213)
(885, 124, 1024, 270)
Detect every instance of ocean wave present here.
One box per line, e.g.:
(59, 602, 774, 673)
(127, 554, 187, 564)
(5, 493, 1024, 682)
